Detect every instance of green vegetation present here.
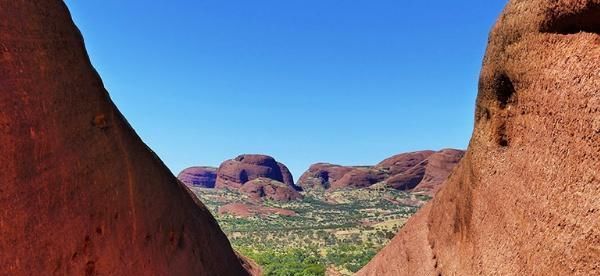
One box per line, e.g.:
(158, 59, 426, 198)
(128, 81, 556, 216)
(191, 187, 430, 275)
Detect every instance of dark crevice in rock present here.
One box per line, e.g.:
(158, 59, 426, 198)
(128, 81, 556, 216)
(497, 123, 509, 147)
(542, 4, 600, 34)
(494, 73, 515, 109)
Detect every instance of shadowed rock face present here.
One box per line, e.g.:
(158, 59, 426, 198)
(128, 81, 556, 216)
(359, 1, 600, 275)
(177, 167, 218, 188)
(297, 150, 464, 194)
(0, 2, 251, 275)
(216, 154, 297, 188)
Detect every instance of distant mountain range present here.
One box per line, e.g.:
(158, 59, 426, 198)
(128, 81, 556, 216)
(178, 149, 464, 201)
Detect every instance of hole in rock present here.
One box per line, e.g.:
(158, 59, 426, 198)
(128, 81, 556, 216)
(493, 73, 515, 109)
(542, 4, 600, 34)
(85, 261, 96, 276)
(497, 123, 509, 147)
(239, 170, 248, 183)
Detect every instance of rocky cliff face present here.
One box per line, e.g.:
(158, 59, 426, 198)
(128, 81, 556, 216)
(0, 2, 252, 275)
(359, 1, 600, 275)
(298, 150, 464, 194)
(177, 166, 218, 188)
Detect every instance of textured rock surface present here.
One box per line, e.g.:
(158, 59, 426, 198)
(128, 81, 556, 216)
(240, 178, 303, 202)
(0, 2, 251, 275)
(359, 1, 600, 275)
(177, 166, 217, 188)
(297, 150, 463, 194)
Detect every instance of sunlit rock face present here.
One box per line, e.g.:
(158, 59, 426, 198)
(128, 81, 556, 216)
(359, 0, 600, 275)
(0, 2, 253, 275)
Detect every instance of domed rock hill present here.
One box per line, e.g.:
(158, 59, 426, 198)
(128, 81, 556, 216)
(213, 154, 302, 201)
(177, 166, 218, 188)
(358, 0, 600, 275)
(297, 149, 464, 194)
(240, 178, 303, 202)
(296, 163, 355, 190)
(384, 149, 465, 194)
(0, 2, 253, 275)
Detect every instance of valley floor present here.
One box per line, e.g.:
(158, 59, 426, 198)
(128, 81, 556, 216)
(191, 187, 431, 275)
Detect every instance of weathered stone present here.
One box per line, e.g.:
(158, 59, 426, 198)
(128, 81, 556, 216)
(359, 1, 600, 275)
(0, 2, 252, 275)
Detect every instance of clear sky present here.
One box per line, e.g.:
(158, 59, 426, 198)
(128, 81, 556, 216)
(64, 0, 508, 178)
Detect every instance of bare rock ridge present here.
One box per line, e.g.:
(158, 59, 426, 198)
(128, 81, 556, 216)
(359, 1, 600, 275)
(177, 166, 218, 188)
(298, 149, 464, 195)
(0, 2, 251, 275)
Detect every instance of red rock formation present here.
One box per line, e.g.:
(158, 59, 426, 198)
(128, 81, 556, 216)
(385, 149, 465, 195)
(177, 166, 217, 188)
(240, 178, 303, 202)
(359, 1, 600, 275)
(297, 150, 463, 193)
(331, 167, 388, 189)
(376, 151, 435, 175)
(296, 163, 355, 190)
(0, 2, 251, 275)
(214, 154, 302, 202)
(413, 149, 464, 194)
(216, 154, 296, 188)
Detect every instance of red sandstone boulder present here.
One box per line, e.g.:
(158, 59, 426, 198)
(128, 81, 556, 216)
(216, 154, 297, 189)
(214, 154, 301, 201)
(376, 151, 434, 175)
(177, 166, 217, 188)
(240, 178, 303, 202)
(385, 164, 427, 191)
(384, 149, 465, 195)
(331, 167, 388, 189)
(0, 2, 252, 275)
(359, 1, 600, 275)
(412, 149, 464, 194)
(297, 163, 355, 190)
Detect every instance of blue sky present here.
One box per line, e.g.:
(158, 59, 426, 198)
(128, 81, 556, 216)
(64, 0, 508, 178)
